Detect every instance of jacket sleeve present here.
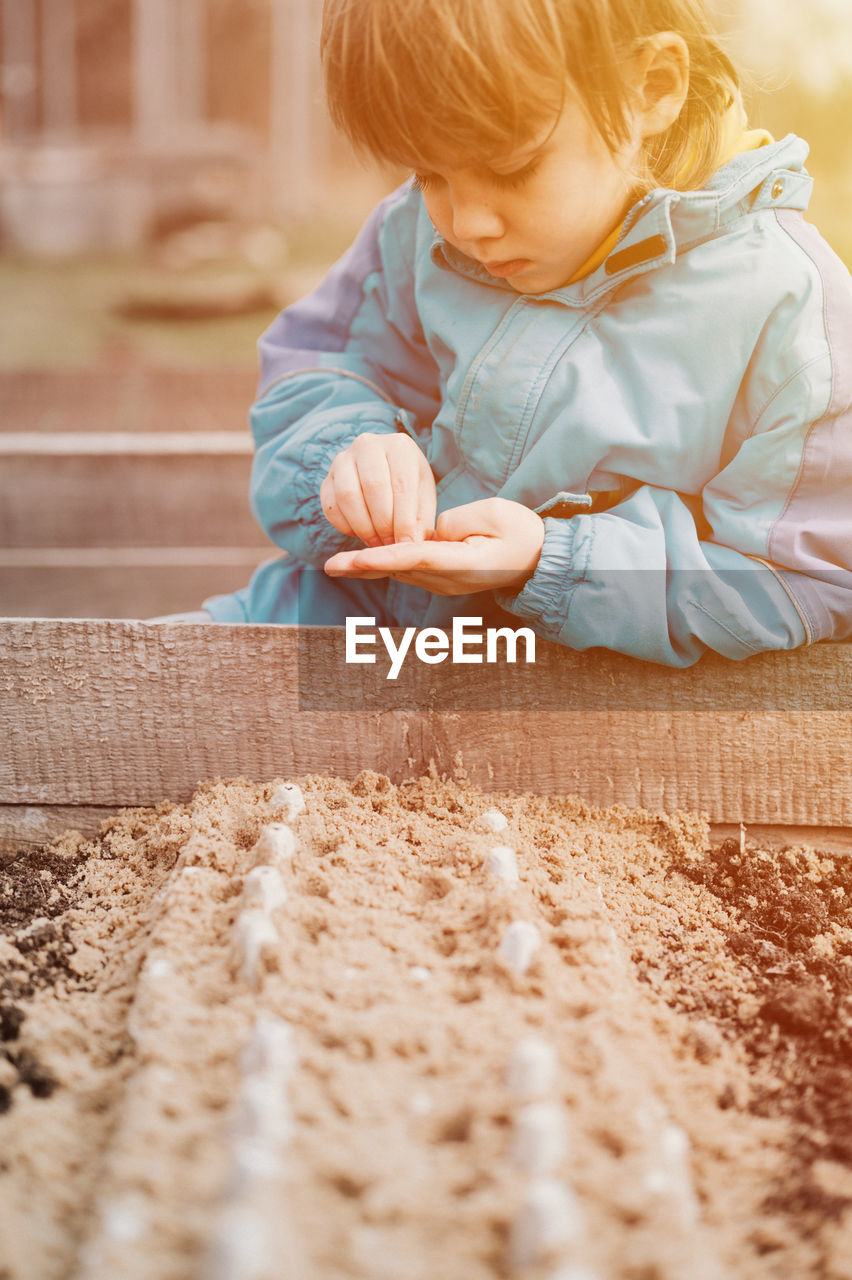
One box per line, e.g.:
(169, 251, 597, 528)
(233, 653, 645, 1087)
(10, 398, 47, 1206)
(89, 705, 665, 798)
(248, 184, 441, 566)
(497, 358, 852, 668)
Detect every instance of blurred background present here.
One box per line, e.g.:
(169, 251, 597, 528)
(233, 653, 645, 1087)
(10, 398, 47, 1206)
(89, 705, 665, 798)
(1, 0, 850, 618)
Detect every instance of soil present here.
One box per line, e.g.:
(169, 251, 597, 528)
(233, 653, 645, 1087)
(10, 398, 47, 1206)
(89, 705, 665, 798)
(2, 772, 852, 1280)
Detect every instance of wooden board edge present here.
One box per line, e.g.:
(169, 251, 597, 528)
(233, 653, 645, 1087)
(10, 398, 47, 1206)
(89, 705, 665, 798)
(5, 621, 852, 825)
(0, 805, 125, 858)
(4, 805, 852, 861)
(708, 823, 852, 857)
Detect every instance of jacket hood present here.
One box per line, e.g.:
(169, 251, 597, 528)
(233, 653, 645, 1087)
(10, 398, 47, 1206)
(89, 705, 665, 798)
(430, 134, 813, 303)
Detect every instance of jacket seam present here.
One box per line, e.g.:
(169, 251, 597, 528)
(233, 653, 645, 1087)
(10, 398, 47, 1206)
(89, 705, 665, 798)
(521, 293, 613, 475)
(687, 598, 763, 653)
(257, 366, 397, 405)
(455, 298, 526, 449)
(746, 554, 815, 644)
(745, 353, 826, 441)
(506, 310, 592, 480)
(767, 209, 834, 563)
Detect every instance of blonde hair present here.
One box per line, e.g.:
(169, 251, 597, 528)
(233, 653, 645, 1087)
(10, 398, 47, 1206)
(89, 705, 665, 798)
(321, 0, 741, 193)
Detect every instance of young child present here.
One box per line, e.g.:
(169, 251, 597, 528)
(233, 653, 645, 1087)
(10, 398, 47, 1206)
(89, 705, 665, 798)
(199, 0, 852, 666)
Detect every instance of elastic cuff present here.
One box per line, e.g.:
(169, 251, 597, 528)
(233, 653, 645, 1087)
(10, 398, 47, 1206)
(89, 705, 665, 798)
(296, 418, 401, 555)
(495, 517, 584, 635)
(202, 589, 250, 622)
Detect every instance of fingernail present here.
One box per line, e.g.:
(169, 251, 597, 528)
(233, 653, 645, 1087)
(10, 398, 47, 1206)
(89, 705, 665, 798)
(399, 536, 414, 544)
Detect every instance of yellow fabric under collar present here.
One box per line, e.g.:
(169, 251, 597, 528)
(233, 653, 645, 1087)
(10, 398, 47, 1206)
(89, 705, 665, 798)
(566, 222, 624, 286)
(566, 105, 774, 286)
(716, 96, 773, 168)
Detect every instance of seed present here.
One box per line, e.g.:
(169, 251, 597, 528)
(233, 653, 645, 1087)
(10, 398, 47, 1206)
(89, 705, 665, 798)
(511, 1102, 568, 1175)
(498, 920, 541, 976)
(234, 1076, 293, 1148)
(242, 866, 287, 913)
(510, 1177, 584, 1268)
(241, 1016, 298, 1079)
(486, 845, 519, 883)
(506, 1036, 558, 1098)
(480, 808, 509, 833)
(204, 1205, 271, 1280)
(233, 909, 280, 988)
(269, 782, 306, 822)
(252, 824, 297, 868)
(101, 1195, 148, 1243)
(640, 1121, 700, 1225)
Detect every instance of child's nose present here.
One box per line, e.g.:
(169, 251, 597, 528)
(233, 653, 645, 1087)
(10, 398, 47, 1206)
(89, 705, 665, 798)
(448, 185, 504, 244)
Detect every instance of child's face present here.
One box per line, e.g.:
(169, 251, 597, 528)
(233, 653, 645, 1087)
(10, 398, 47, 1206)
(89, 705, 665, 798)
(412, 96, 642, 294)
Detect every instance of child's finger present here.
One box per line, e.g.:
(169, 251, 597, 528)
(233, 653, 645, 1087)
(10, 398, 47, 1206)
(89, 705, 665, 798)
(319, 474, 356, 537)
(434, 499, 497, 542)
(353, 446, 396, 542)
(416, 464, 438, 540)
(326, 452, 381, 546)
(389, 448, 430, 543)
(327, 539, 467, 576)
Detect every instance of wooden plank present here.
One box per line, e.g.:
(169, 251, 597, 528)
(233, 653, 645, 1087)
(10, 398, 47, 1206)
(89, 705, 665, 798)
(0, 432, 273, 548)
(0, 549, 271, 619)
(710, 825, 852, 857)
(0, 369, 257, 433)
(0, 805, 120, 857)
(3, 806, 851, 860)
(2, 619, 851, 825)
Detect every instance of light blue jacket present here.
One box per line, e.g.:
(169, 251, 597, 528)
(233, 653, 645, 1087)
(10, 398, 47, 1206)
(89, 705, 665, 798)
(248, 134, 852, 665)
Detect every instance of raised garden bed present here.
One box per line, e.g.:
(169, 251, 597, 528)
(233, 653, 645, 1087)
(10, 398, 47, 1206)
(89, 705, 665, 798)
(3, 619, 852, 1278)
(3, 767, 852, 1279)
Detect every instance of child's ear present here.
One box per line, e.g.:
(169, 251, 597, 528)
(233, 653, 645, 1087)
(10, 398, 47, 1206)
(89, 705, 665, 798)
(634, 32, 689, 138)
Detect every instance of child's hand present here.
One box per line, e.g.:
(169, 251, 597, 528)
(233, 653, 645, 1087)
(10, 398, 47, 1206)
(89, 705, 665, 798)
(323, 497, 545, 595)
(320, 432, 437, 546)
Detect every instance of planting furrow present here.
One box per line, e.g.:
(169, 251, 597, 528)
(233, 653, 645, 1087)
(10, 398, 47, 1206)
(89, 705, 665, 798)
(69, 830, 265, 1279)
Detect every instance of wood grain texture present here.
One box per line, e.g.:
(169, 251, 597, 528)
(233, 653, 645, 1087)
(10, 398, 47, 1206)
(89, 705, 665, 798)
(0, 432, 272, 548)
(0, 550, 273, 619)
(2, 619, 851, 824)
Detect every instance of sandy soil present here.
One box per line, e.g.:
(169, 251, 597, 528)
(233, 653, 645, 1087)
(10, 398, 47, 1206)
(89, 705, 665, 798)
(2, 772, 852, 1280)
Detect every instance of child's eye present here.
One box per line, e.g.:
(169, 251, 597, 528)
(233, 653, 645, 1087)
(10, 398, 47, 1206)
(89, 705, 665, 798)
(412, 155, 542, 195)
(488, 156, 542, 189)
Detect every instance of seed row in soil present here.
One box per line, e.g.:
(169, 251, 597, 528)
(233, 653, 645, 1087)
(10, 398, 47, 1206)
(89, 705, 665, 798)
(55, 783, 726, 1279)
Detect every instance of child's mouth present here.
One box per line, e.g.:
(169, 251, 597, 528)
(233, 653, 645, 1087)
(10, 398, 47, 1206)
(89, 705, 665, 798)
(481, 258, 531, 278)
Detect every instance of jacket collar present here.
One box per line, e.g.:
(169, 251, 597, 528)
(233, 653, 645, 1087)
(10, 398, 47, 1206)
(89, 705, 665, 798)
(429, 134, 813, 302)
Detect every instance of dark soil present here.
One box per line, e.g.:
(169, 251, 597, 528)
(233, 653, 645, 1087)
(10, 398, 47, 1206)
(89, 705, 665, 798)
(672, 837, 852, 1231)
(0, 841, 89, 1112)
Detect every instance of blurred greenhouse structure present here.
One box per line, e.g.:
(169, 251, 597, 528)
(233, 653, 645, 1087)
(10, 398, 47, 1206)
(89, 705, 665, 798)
(0, 0, 851, 259)
(0, 0, 372, 255)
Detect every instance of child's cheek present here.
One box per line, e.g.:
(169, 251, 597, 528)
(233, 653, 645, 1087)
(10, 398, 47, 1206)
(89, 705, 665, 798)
(422, 191, 450, 239)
